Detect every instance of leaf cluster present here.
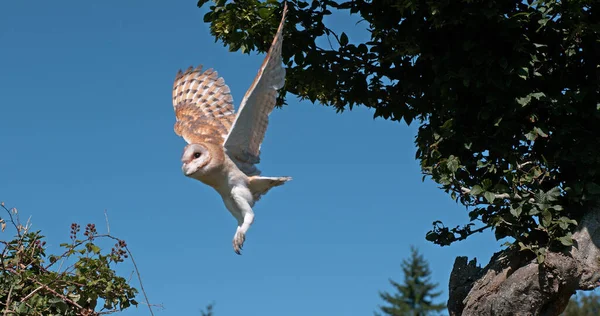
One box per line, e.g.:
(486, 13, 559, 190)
(198, 0, 600, 262)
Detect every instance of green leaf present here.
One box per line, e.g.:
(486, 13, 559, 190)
(586, 182, 600, 195)
(517, 95, 532, 106)
(558, 217, 575, 229)
(534, 127, 548, 138)
(530, 92, 546, 100)
(446, 155, 460, 173)
(518, 242, 529, 251)
(470, 185, 484, 195)
(510, 206, 522, 217)
(425, 231, 438, 242)
(541, 210, 552, 227)
(546, 187, 561, 201)
(518, 67, 529, 79)
(482, 179, 492, 190)
(537, 252, 546, 264)
(339, 32, 349, 46)
(294, 52, 305, 65)
(258, 7, 272, 19)
(90, 244, 101, 254)
(525, 131, 537, 141)
(558, 233, 573, 246)
(484, 191, 496, 203)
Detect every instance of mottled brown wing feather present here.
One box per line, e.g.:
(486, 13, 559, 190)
(223, 3, 288, 175)
(172, 65, 236, 145)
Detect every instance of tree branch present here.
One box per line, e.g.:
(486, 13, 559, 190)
(448, 207, 600, 315)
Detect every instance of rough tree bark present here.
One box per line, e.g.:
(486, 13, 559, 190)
(448, 208, 600, 316)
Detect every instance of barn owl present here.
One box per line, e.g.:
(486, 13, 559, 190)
(171, 3, 290, 255)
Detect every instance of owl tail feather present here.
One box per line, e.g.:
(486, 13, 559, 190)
(248, 176, 292, 201)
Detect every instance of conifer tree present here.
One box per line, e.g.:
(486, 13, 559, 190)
(376, 247, 445, 316)
(562, 292, 600, 316)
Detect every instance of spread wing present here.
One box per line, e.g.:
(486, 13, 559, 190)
(222, 3, 288, 176)
(172, 66, 236, 145)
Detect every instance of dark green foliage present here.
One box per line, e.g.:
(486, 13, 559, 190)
(0, 202, 142, 315)
(562, 291, 600, 316)
(376, 246, 445, 316)
(201, 303, 215, 316)
(198, 0, 600, 262)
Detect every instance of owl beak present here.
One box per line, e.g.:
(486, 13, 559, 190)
(182, 163, 193, 176)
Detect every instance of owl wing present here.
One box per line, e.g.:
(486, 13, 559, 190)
(222, 3, 288, 176)
(172, 66, 236, 145)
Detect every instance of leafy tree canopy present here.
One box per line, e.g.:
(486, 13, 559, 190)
(198, 0, 599, 262)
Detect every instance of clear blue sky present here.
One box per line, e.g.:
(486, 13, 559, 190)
(0, 1, 502, 315)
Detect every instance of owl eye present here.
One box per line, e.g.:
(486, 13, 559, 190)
(193, 152, 201, 159)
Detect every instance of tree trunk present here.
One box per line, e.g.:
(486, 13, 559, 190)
(448, 209, 600, 316)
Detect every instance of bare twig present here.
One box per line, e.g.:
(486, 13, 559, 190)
(461, 187, 535, 203)
(123, 245, 154, 316)
(1, 204, 21, 238)
(5, 267, 85, 312)
(104, 210, 110, 235)
(517, 161, 534, 169)
(30, 279, 84, 311)
(3, 285, 14, 316)
(456, 225, 492, 242)
(20, 285, 45, 303)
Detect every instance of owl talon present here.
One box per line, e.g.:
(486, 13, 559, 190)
(233, 232, 246, 255)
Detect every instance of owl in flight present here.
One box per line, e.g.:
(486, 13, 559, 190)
(171, 3, 290, 255)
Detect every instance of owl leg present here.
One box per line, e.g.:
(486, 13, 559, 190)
(231, 193, 255, 255)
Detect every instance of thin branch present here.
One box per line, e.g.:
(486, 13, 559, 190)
(3, 285, 14, 316)
(461, 187, 511, 200)
(104, 210, 110, 235)
(1, 204, 21, 238)
(20, 285, 45, 303)
(5, 267, 85, 311)
(123, 245, 154, 316)
(517, 161, 534, 169)
(456, 225, 492, 242)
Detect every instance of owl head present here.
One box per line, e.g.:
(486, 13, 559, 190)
(181, 143, 224, 182)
